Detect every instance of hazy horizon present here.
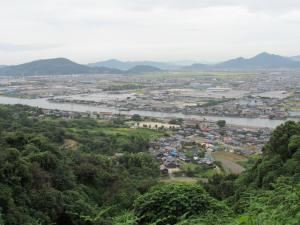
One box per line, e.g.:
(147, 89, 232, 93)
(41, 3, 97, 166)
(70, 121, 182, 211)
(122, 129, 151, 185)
(1, 0, 300, 64)
(1, 51, 300, 67)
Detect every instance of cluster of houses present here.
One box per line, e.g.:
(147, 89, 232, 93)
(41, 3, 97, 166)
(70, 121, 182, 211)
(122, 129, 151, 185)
(149, 119, 272, 174)
(149, 132, 215, 174)
(190, 119, 271, 155)
(40, 107, 272, 178)
(184, 96, 290, 119)
(42, 73, 299, 120)
(41, 109, 114, 120)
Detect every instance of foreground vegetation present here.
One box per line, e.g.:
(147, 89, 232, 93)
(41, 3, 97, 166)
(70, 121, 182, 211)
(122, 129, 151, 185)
(0, 105, 299, 225)
(0, 105, 163, 225)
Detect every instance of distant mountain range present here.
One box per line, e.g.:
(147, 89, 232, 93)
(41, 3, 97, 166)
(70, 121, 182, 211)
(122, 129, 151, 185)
(126, 65, 162, 74)
(181, 63, 211, 71)
(0, 58, 163, 76)
(1, 52, 300, 75)
(290, 55, 300, 62)
(183, 52, 300, 71)
(88, 59, 181, 70)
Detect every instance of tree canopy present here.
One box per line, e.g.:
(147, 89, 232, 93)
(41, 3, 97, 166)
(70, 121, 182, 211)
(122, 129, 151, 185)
(0, 105, 300, 225)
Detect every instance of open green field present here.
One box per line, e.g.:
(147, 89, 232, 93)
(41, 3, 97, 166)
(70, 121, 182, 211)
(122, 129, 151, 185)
(67, 127, 166, 140)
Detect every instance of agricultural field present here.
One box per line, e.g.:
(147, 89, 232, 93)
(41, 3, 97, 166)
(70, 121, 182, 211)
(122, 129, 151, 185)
(211, 151, 247, 174)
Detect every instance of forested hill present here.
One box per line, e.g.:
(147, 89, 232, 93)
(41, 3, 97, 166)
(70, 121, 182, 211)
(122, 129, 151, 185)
(0, 58, 123, 75)
(0, 105, 299, 225)
(0, 58, 162, 76)
(0, 105, 163, 225)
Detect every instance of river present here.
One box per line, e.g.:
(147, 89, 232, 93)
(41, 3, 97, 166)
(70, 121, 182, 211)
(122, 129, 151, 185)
(0, 95, 296, 129)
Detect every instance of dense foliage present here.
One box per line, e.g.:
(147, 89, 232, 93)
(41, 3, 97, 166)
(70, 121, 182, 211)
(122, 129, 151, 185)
(0, 105, 299, 225)
(134, 184, 231, 225)
(0, 105, 161, 225)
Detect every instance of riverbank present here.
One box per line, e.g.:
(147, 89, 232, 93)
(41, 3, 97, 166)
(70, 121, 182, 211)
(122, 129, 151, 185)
(0, 95, 297, 128)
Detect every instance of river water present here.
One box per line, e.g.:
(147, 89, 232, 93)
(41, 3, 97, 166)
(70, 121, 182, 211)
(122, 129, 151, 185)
(0, 96, 297, 129)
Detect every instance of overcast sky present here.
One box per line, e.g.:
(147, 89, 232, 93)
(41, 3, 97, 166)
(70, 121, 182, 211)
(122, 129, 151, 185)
(1, 0, 300, 64)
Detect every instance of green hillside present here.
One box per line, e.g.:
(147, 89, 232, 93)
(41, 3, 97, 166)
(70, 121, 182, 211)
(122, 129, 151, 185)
(0, 105, 299, 225)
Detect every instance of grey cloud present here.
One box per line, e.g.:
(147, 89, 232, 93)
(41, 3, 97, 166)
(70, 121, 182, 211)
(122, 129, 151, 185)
(3, 0, 300, 14)
(1, 0, 300, 64)
(0, 43, 62, 52)
(112, 0, 300, 13)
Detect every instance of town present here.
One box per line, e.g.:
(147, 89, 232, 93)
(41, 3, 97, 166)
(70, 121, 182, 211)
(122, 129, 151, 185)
(1, 71, 300, 121)
(35, 107, 272, 180)
(0, 71, 298, 181)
